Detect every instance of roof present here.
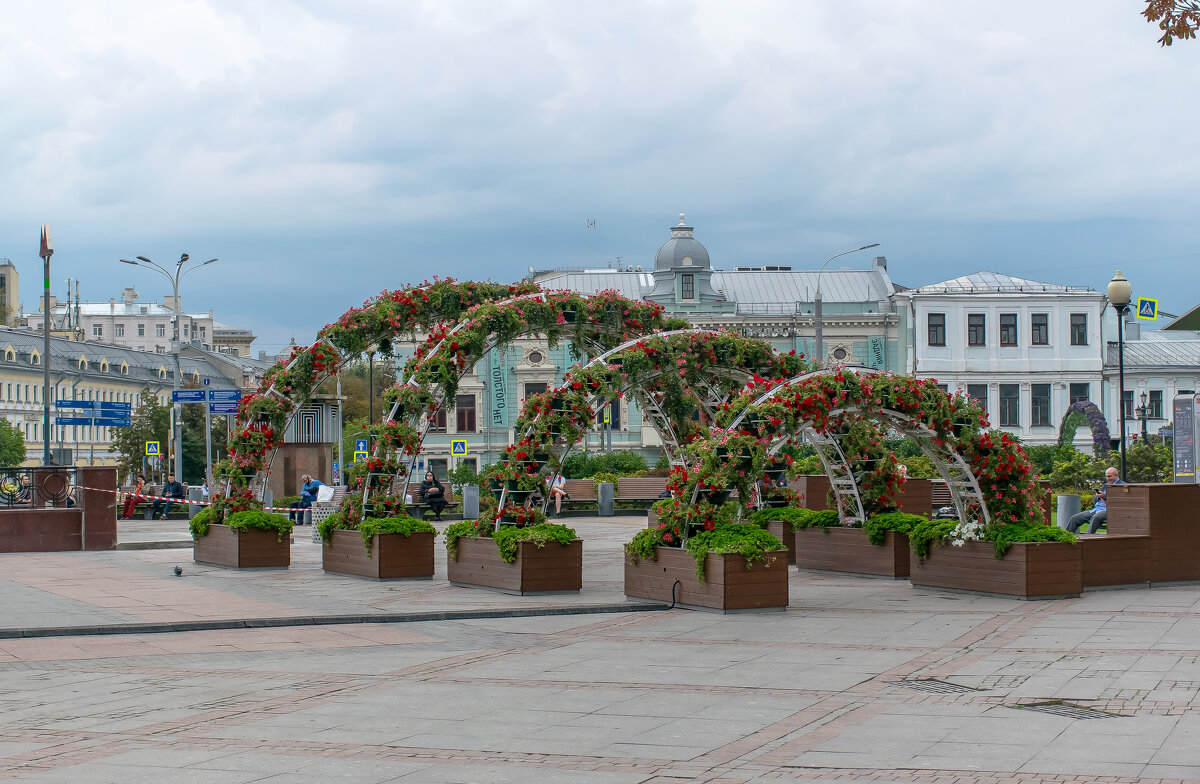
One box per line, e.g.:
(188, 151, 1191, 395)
(1165, 302, 1200, 331)
(910, 271, 1097, 295)
(537, 268, 891, 305)
(1105, 333, 1200, 368)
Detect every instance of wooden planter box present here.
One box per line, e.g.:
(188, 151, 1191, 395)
(447, 536, 582, 594)
(792, 475, 833, 510)
(322, 529, 434, 580)
(897, 478, 932, 518)
(193, 524, 290, 569)
(765, 520, 796, 564)
(794, 526, 909, 579)
(624, 546, 788, 612)
(1079, 534, 1150, 589)
(909, 539, 1081, 599)
(1105, 483, 1200, 584)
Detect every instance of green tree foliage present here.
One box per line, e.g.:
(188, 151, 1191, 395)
(0, 418, 26, 465)
(179, 395, 229, 485)
(1144, 0, 1200, 45)
(1124, 440, 1173, 482)
(561, 450, 648, 478)
(108, 387, 169, 481)
(1024, 444, 1066, 478)
(1048, 448, 1106, 491)
(319, 357, 396, 423)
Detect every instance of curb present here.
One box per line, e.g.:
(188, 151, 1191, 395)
(0, 602, 671, 640)
(115, 541, 194, 551)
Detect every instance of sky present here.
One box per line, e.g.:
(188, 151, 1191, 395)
(1, 1, 1197, 354)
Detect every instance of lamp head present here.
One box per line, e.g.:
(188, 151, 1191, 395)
(180, 253, 190, 263)
(1107, 270, 1132, 307)
(119, 259, 138, 266)
(136, 256, 153, 264)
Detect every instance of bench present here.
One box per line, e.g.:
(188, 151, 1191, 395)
(616, 477, 668, 509)
(120, 486, 190, 520)
(306, 486, 347, 526)
(409, 487, 460, 521)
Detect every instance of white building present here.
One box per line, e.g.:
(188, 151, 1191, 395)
(901, 272, 1107, 448)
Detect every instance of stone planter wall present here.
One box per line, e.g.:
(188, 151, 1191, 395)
(909, 539, 1081, 598)
(794, 526, 910, 579)
(624, 545, 788, 612)
(447, 537, 582, 594)
(322, 529, 435, 580)
(193, 524, 290, 569)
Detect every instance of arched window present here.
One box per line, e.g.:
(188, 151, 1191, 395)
(30, 351, 40, 366)
(3, 347, 13, 362)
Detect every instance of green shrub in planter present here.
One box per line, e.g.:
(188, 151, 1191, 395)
(749, 507, 840, 531)
(683, 524, 785, 581)
(188, 506, 221, 540)
(444, 519, 577, 563)
(862, 512, 927, 545)
(224, 509, 293, 542)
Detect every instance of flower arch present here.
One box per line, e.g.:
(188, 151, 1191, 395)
(1058, 401, 1111, 454)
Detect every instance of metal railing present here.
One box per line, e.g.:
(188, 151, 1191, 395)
(0, 467, 77, 508)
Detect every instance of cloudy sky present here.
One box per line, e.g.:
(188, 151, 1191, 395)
(1, 1, 1197, 352)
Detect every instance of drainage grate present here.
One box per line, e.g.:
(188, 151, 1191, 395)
(1016, 700, 1122, 719)
(887, 678, 980, 694)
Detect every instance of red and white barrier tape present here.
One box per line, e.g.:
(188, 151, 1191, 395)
(75, 485, 321, 513)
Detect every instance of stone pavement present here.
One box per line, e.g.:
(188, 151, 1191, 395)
(1, 516, 1200, 782)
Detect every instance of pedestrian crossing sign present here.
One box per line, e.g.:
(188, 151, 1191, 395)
(145, 441, 160, 456)
(1136, 297, 1158, 320)
(451, 440, 468, 456)
(353, 450, 369, 463)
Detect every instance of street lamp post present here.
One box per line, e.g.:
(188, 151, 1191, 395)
(120, 254, 218, 482)
(39, 225, 53, 466)
(1136, 390, 1150, 442)
(814, 243, 880, 366)
(1107, 270, 1132, 482)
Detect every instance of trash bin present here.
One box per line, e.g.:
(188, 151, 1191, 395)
(1056, 494, 1081, 530)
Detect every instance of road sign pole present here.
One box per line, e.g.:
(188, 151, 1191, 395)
(205, 394, 213, 486)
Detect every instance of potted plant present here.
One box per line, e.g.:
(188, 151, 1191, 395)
(319, 512, 438, 579)
(192, 507, 292, 569)
(444, 517, 582, 594)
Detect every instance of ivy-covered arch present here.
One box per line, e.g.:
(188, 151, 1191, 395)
(1058, 401, 1111, 454)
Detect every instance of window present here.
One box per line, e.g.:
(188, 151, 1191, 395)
(199, 326, 206, 339)
(999, 384, 1019, 427)
(1031, 313, 1049, 345)
(455, 394, 476, 433)
(427, 458, 448, 481)
(597, 400, 621, 430)
(1031, 383, 1051, 427)
(430, 408, 447, 432)
(524, 382, 547, 399)
(1000, 313, 1017, 347)
(457, 457, 478, 474)
(1069, 383, 1090, 404)
(137, 324, 145, 337)
(927, 313, 946, 346)
(156, 323, 165, 337)
(183, 323, 189, 338)
(1149, 390, 1163, 419)
(1122, 390, 1133, 421)
(115, 324, 125, 337)
(967, 314, 986, 347)
(1070, 313, 1087, 345)
(967, 384, 988, 417)
(681, 273, 695, 300)
(936, 384, 948, 393)
(93, 324, 103, 337)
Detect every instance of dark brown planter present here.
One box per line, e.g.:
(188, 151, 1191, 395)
(447, 536, 582, 594)
(909, 539, 1081, 599)
(792, 475, 833, 510)
(193, 524, 290, 569)
(1105, 483, 1200, 584)
(624, 545, 788, 612)
(897, 478, 932, 518)
(794, 526, 909, 578)
(1080, 534, 1150, 588)
(322, 529, 434, 580)
(765, 520, 796, 564)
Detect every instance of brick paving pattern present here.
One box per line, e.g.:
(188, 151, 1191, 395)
(0, 516, 1199, 782)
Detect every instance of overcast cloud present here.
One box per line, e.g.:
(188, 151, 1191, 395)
(1, 1, 1196, 352)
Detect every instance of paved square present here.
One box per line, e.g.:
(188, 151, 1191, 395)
(2, 516, 1200, 782)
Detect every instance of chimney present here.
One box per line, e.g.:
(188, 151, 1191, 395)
(872, 256, 887, 271)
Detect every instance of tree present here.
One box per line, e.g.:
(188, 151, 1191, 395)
(0, 419, 26, 466)
(318, 357, 396, 423)
(1144, 0, 1200, 45)
(109, 387, 169, 482)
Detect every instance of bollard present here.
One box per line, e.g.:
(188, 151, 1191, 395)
(598, 482, 614, 517)
(462, 485, 480, 520)
(1056, 494, 1081, 530)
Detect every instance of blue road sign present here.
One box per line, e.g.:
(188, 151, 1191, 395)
(172, 390, 206, 403)
(55, 417, 93, 425)
(55, 400, 95, 410)
(208, 402, 240, 414)
(94, 417, 132, 427)
(355, 439, 369, 452)
(203, 378, 210, 385)
(332, 461, 339, 471)
(98, 401, 132, 411)
(208, 389, 242, 402)
(1137, 297, 1158, 320)
(451, 440, 468, 456)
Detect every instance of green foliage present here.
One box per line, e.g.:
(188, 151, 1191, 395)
(109, 386, 169, 480)
(683, 524, 785, 581)
(626, 527, 668, 563)
(1048, 447, 1104, 491)
(447, 460, 480, 492)
(357, 515, 438, 554)
(793, 455, 823, 474)
(317, 511, 348, 543)
(224, 509, 293, 542)
(863, 512, 927, 546)
(1024, 444, 1065, 478)
(561, 450, 648, 479)
(0, 418, 26, 465)
(883, 437, 925, 459)
(749, 507, 840, 531)
(908, 518, 957, 559)
(492, 523, 577, 563)
(592, 471, 619, 487)
(443, 519, 490, 562)
(188, 506, 220, 539)
(1125, 440, 1173, 483)
(988, 523, 1076, 559)
(899, 455, 937, 479)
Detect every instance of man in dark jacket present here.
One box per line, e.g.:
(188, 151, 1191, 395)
(152, 474, 185, 519)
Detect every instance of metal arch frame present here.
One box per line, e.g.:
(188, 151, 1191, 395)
(721, 366, 990, 526)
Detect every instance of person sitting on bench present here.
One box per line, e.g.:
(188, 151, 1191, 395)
(289, 474, 323, 524)
(1066, 466, 1124, 534)
(120, 475, 147, 520)
(152, 473, 185, 519)
(549, 473, 568, 516)
(419, 470, 447, 520)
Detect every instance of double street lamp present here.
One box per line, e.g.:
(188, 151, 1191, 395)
(814, 243, 880, 366)
(119, 254, 218, 481)
(1107, 269, 1132, 482)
